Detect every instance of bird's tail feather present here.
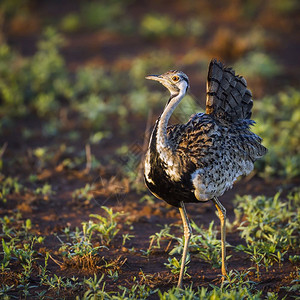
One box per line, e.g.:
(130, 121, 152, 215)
(206, 59, 253, 122)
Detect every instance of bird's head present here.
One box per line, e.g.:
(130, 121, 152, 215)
(146, 70, 189, 96)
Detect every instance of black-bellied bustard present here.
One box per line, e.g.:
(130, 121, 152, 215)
(144, 59, 267, 288)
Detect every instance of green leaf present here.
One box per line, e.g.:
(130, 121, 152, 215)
(2, 239, 11, 257)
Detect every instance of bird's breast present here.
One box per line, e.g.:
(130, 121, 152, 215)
(144, 148, 199, 207)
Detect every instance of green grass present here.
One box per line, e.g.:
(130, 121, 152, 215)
(253, 88, 300, 179)
(0, 215, 46, 298)
(158, 285, 263, 300)
(233, 190, 299, 277)
(169, 221, 229, 269)
(0, 207, 125, 298)
(234, 191, 299, 248)
(1, 193, 297, 299)
(57, 206, 122, 269)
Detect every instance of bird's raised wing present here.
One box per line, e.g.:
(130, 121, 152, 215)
(206, 59, 253, 122)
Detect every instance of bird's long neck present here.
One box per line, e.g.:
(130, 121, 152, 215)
(156, 89, 186, 150)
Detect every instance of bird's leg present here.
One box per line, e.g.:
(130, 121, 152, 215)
(177, 201, 192, 289)
(213, 197, 227, 280)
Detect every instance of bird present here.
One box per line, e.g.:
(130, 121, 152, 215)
(144, 59, 267, 288)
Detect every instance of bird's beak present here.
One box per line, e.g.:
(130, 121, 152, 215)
(145, 75, 163, 82)
(146, 74, 176, 93)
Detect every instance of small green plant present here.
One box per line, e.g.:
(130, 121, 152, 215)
(33, 146, 56, 170)
(191, 221, 227, 268)
(148, 224, 173, 251)
(236, 244, 265, 280)
(107, 269, 119, 282)
(0, 284, 14, 299)
(0, 174, 23, 203)
(223, 269, 256, 290)
(0, 213, 24, 244)
(122, 233, 134, 246)
(61, 155, 86, 170)
(289, 255, 300, 265)
(164, 256, 190, 278)
(1, 239, 11, 271)
(13, 236, 40, 276)
(0, 215, 46, 297)
(89, 206, 121, 246)
(140, 224, 174, 257)
(0, 234, 44, 298)
(72, 184, 95, 204)
(1, 215, 17, 237)
(34, 183, 55, 198)
(39, 252, 49, 284)
(171, 221, 230, 268)
(117, 277, 157, 300)
(45, 274, 81, 296)
(58, 207, 124, 271)
(58, 222, 105, 269)
(1, 216, 44, 256)
(82, 274, 109, 300)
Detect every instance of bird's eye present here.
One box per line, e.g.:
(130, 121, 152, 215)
(172, 75, 180, 82)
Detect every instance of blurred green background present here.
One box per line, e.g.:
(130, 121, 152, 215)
(0, 0, 299, 182)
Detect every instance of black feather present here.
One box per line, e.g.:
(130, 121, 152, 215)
(206, 59, 253, 122)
